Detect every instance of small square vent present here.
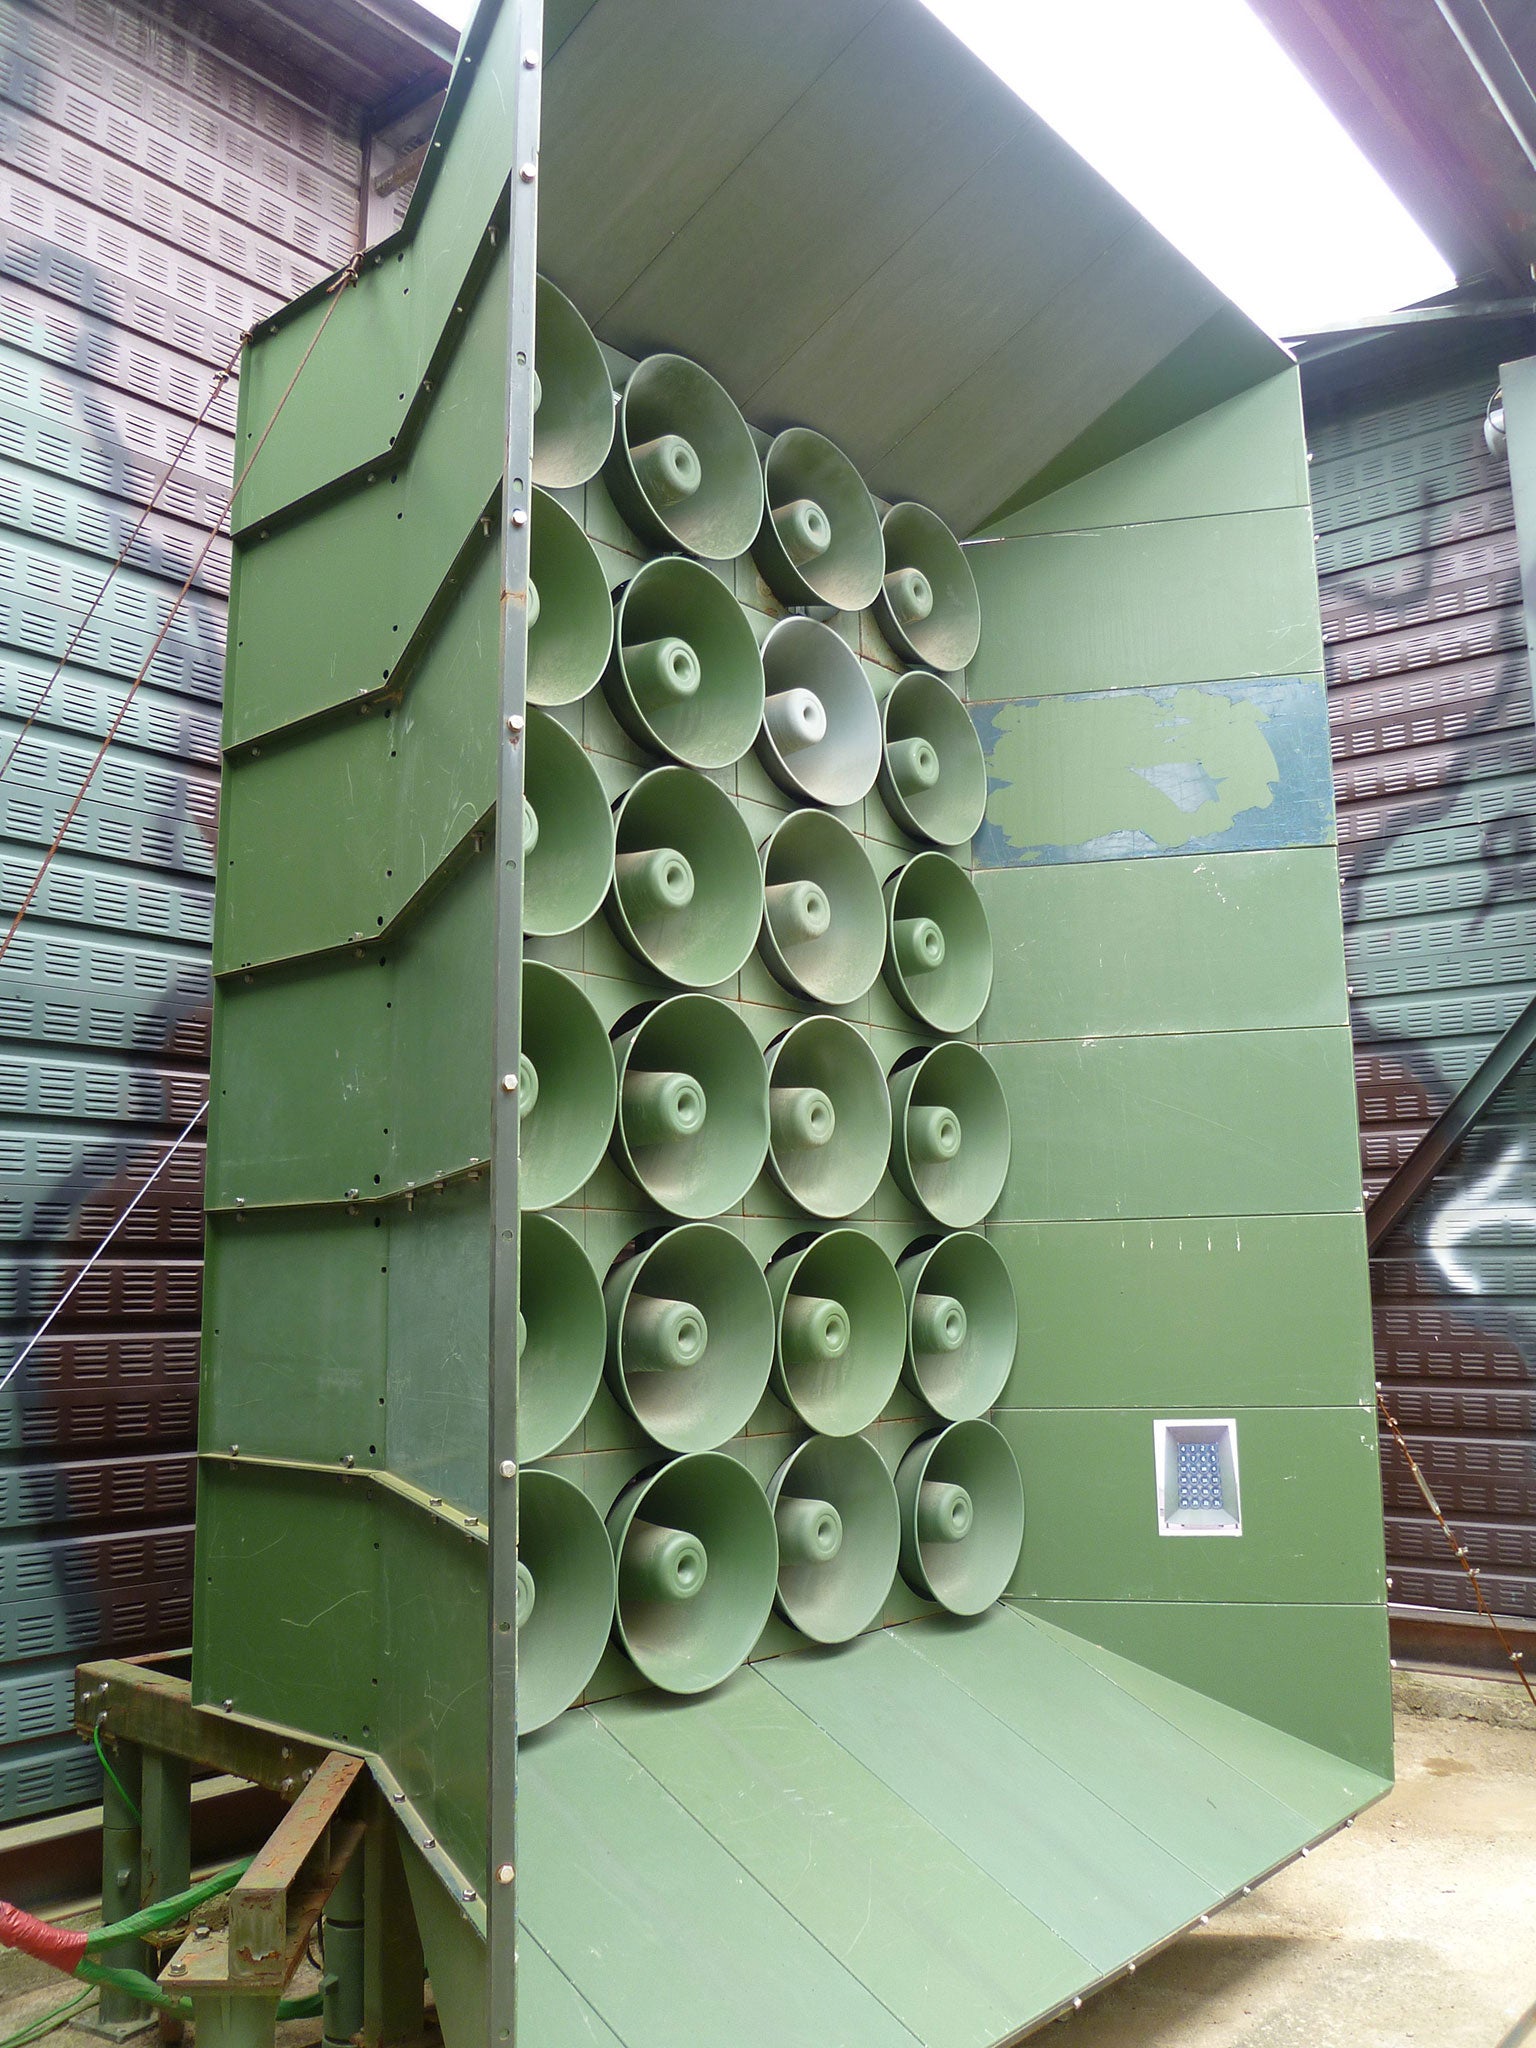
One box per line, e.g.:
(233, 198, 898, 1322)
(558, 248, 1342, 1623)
(1154, 1419, 1241, 1537)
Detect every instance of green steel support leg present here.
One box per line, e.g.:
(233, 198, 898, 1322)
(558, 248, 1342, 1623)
(362, 1809, 424, 2046)
(323, 1843, 366, 2048)
(91, 1738, 151, 2039)
(186, 1994, 280, 2048)
(140, 1752, 192, 2043)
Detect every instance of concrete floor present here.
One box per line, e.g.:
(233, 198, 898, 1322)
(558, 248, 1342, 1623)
(1054, 1674, 1536, 2048)
(0, 1674, 1532, 2047)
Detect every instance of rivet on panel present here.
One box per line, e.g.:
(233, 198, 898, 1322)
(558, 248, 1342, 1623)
(496, 1864, 514, 1884)
(500, 1460, 516, 1479)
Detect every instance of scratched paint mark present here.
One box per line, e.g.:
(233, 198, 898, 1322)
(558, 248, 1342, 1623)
(970, 676, 1334, 867)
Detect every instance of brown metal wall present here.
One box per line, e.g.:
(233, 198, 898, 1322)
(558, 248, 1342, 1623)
(0, 0, 375, 1821)
(1307, 336, 1536, 1628)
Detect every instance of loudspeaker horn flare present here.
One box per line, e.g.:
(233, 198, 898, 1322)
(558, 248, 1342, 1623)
(527, 488, 615, 706)
(874, 502, 982, 673)
(518, 1212, 607, 1459)
(516, 1468, 617, 1732)
(605, 353, 764, 561)
(604, 1223, 775, 1452)
(752, 427, 884, 611)
(878, 669, 988, 847)
(898, 1230, 1018, 1421)
(606, 1452, 779, 1693)
(758, 808, 886, 1008)
(765, 1015, 892, 1219)
(766, 1228, 906, 1436)
(883, 851, 994, 1036)
(888, 1042, 1010, 1228)
(756, 616, 882, 809)
(519, 962, 618, 1210)
(768, 1431, 900, 1643)
(611, 994, 770, 1217)
(607, 766, 764, 989)
(604, 556, 764, 770)
(532, 276, 615, 489)
(895, 1418, 1024, 1615)
(523, 707, 615, 937)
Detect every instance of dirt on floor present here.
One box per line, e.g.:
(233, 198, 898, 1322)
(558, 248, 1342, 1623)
(0, 1673, 1531, 2048)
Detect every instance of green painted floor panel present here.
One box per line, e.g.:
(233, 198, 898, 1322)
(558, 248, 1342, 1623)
(515, 1608, 1381, 2045)
(595, 1675, 1086, 2046)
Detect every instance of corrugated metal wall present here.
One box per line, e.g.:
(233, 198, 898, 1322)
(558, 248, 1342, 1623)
(1308, 334, 1536, 1627)
(0, 0, 377, 1821)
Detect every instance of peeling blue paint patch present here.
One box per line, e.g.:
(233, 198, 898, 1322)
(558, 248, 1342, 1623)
(969, 675, 1336, 869)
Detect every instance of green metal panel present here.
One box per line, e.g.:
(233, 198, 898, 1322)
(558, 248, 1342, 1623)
(968, 510, 1324, 701)
(995, 1213, 1375, 1411)
(978, 848, 1350, 1042)
(990, 1027, 1365, 1222)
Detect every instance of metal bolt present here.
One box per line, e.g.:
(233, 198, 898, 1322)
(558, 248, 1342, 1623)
(168, 1961, 186, 1977)
(501, 1073, 518, 1093)
(496, 1864, 514, 1885)
(518, 163, 536, 182)
(500, 1460, 516, 1480)
(194, 1924, 210, 1940)
(424, 1837, 436, 1849)
(523, 50, 537, 67)
(392, 1790, 405, 1802)
(222, 1699, 233, 1712)
(506, 713, 524, 736)
(462, 1887, 477, 1902)
(343, 1453, 355, 1468)
(511, 508, 528, 528)
(1198, 1914, 1209, 1926)
(229, 1444, 239, 1456)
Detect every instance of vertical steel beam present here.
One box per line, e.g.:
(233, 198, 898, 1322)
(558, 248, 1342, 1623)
(186, 1994, 280, 2048)
(94, 1738, 149, 2036)
(489, 5, 543, 2044)
(322, 1844, 366, 2048)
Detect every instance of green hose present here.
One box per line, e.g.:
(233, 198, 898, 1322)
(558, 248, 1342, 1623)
(0, 1988, 92, 2048)
(81, 1860, 253, 1953)
(73, 1958, 321, 2022)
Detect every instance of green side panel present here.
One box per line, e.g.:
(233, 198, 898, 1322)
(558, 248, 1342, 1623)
(216, 534, 501, 969)
(517, 1709, 922, 2048)
(967, 509, 1323, 700)
(1021, 1616, 1388, 1828)
(996, 1213, 1375, 1410)
(208, 854, 493, 1208)
(595, 1675, 1087, 2044)
(982, 308, 1297, 525)
(232, 0, 524, 531)
(1023, 1602, 1395, 1783)
(990, 1026, 1364, 1222)
(195, 1465, 487, 1881)
(402, 1841, 489, 2048)
(995, 1407, 1385, 1604)
(987, 362, 1310, 533)
(978, 848, 1349, 1042)
(226, 250, 507, 748)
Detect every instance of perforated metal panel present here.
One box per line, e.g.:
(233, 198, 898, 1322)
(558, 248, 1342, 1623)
(1307, 338, 1536, 1627)
(0, 0, 445, 1818)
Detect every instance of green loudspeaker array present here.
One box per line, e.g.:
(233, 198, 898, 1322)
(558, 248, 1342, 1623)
(517, 962, 618, 1210)
(878, 669, 989, 848)
(766, 1229, 906, 1435)
(605, 556, 765, 768)
(531, 276, 615, 488)
(515, 1468, 616, 1732)
(517, 1212, 607, 1457)
(895, 1419, 1026, 1615)
(607, 766, 764, 987)
(753, 427, 886, 611)
(889, 1040, 1011, 1227)
(874, 500, 983, 672)
(612, 993, 770, 1216)
(757, 615, 882, 807)
(603, 1223, 775, 1451)
(765, 1016, 892, 1219)
(607, 1451, 780, 1693)
(527, 488, 614, 705)
(606, 353, 765, 560)
(768, 1431, 900, 1642)
(758, 809, 886, 1006)
(522, 707, 614, 937)
(883, 850, 995, 1035)
(898, 1231, 1018, 1421)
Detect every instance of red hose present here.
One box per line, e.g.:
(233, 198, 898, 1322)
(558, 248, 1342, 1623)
(0, 1900, 88, 1972)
